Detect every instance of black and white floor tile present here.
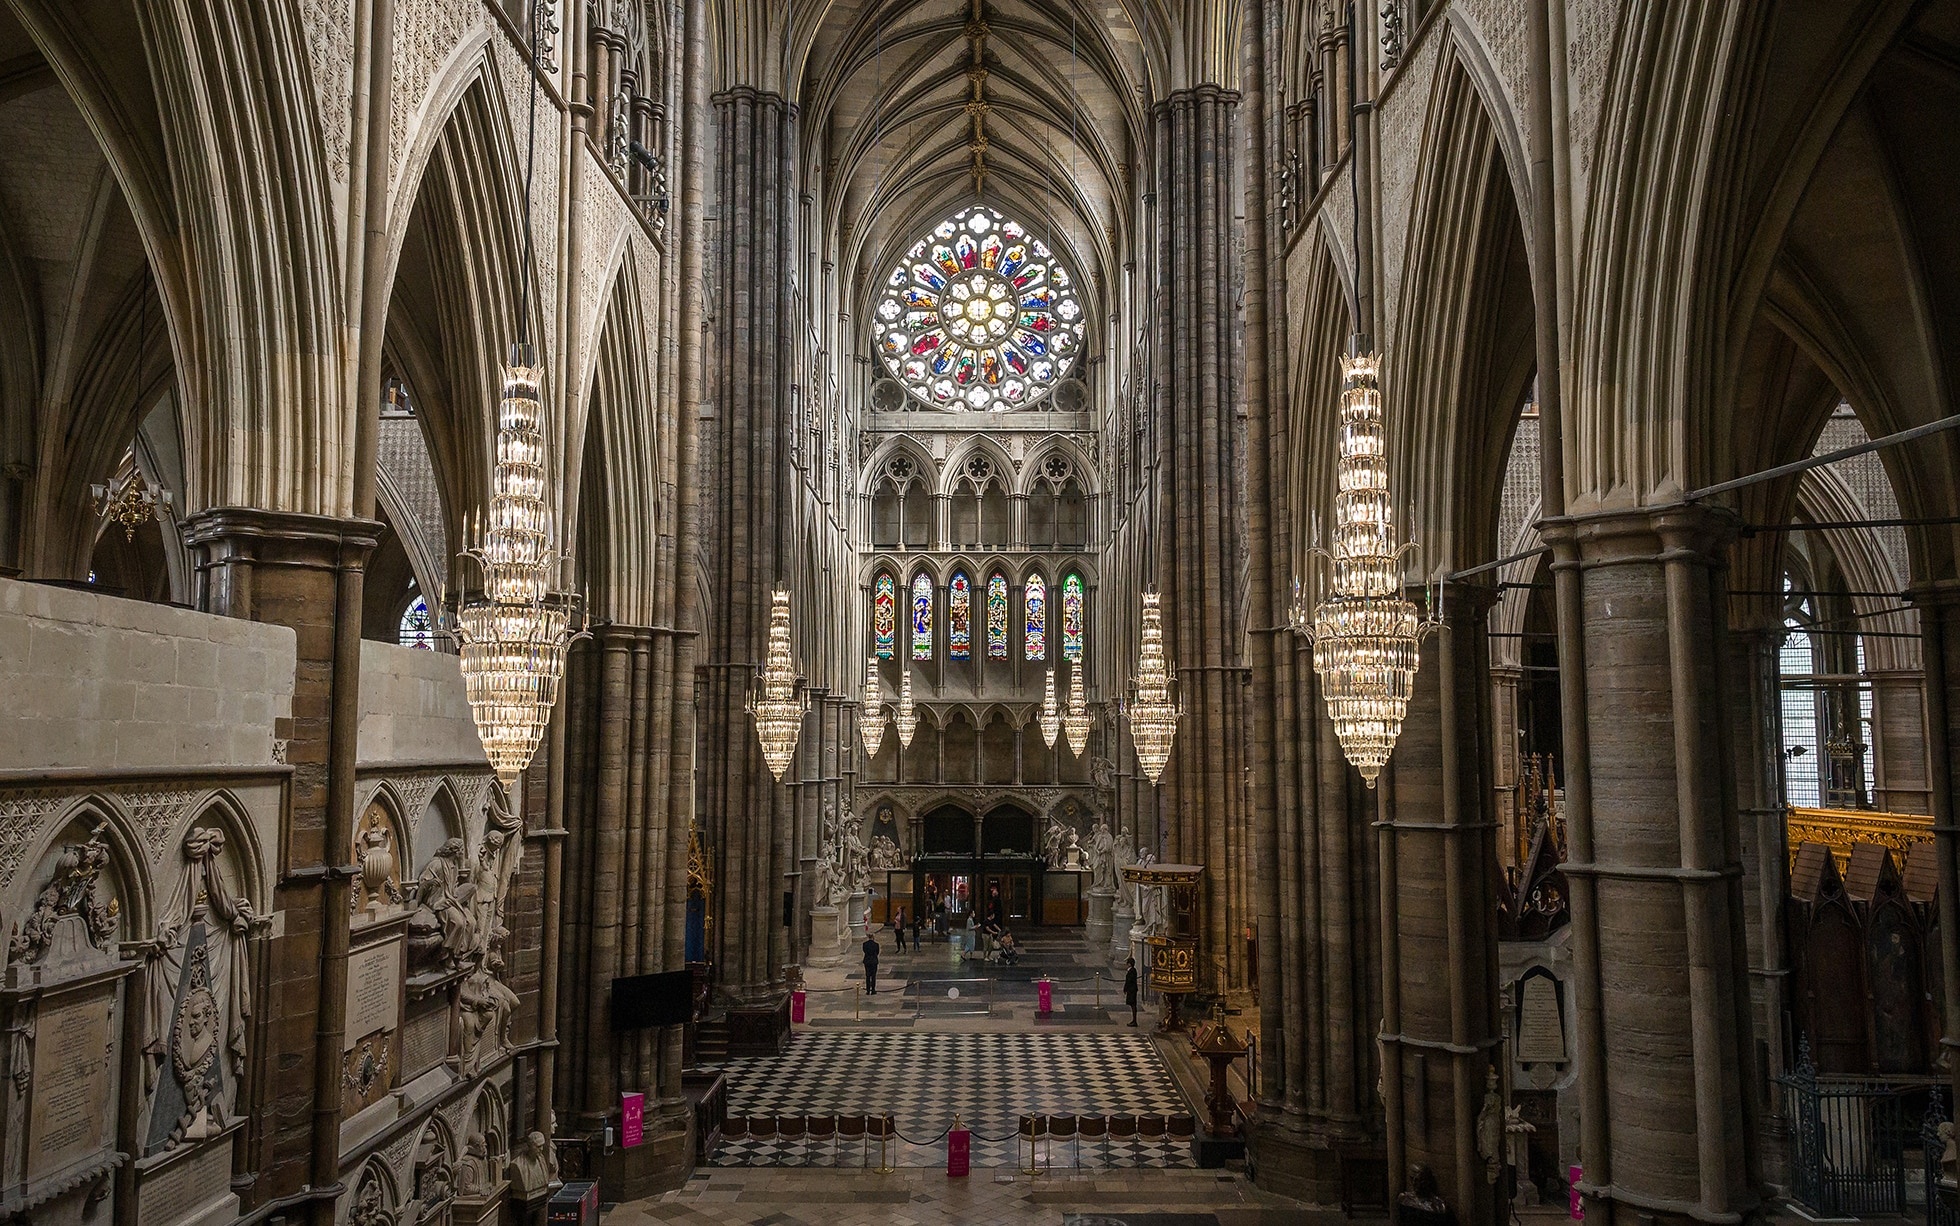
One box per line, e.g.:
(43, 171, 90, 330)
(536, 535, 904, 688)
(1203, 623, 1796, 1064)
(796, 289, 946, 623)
(709, 1031, 1197, 1169)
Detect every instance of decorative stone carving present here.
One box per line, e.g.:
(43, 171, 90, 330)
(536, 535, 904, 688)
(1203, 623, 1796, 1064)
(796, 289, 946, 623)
(8, 822, 119, 965)
(1113, 828, 1136, 880)
(868, 834, 904, 869)
(350, 1163, 396, 1226)
(1088, 818, 1116, 892)
(141, 825, 265, 1155)
(407, 839, 477, 975)
(1042, 816, 1067, 868)
(352, 803, 406, 917)
(506, 1130, 559, 1199)
(1061, 829, 1086, 870)
(343, 1032, 391, 1107)
(457, 952, 518, 1075)
(813, 803, 852, 908)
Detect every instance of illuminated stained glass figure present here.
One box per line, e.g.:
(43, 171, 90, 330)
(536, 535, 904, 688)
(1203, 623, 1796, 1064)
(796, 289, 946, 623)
(874, 572, 896, 659)
(1025, 574, 1047, 661)
(912, 572, 934, 660)
(987, 572, 1009, 659)
(875, 205, 1085, 412)
(1063, 572, 1084, 661)
(399, 595, 435, 649)
(949, 573, 972, 660)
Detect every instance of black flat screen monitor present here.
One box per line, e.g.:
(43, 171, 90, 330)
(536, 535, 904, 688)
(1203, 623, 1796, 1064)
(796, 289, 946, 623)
(611, 970, 693, 1030)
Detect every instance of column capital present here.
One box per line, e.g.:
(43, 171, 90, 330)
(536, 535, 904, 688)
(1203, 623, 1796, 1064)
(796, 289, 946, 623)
(1537, 501, 1741, 566)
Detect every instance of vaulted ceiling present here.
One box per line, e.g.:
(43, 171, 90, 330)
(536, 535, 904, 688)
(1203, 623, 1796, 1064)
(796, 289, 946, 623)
(797, 0, 1156, 328)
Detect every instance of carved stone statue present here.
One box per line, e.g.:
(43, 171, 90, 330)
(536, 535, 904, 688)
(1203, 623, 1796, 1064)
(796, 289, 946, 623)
(9, 822, 119, 964)
(1062, 830, 1087, 870)
(471, 799, 524, 952)
(351, 1166, 395, 1226)
(1476, 1064, 1504, 1183)
(456, 1130, 493, 1197)
(507, 1130, 559, 1198)
(1113, 829, 1137, 879)
(142, 826, 266, 1155)
(410, 839, 478, 973)
(1136, 881, 1165, 937)
(1506, 1105, 1538, 1204)
(352, 806, 403, 916)
(1043, 817, 1067, 868)
(1088, 818, 1116, 892)
(869, 834, 905, 869)
(842, 822, 870, 896)
(458, 951, 520, 1074)
(1942, 1119, 1958, 1183)
(1090, 755, 1116, 797)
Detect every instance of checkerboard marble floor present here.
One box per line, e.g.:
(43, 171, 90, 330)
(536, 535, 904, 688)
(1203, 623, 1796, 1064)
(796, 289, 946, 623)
(605, 1167, 1328, 1226)
(709, 1030, 1196, 1169)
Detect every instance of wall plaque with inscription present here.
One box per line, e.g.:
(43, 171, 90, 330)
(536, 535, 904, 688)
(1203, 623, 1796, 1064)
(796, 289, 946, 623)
(345, 939, 403, 1049)
(27, 984, 116, 1182)
(1517, 974, 1567, 1064)
(137, 1134, 237, 1226)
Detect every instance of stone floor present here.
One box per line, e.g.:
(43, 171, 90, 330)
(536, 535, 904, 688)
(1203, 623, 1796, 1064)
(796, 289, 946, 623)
(606, 1166, 1328, 1225)
(798, 925, 1148, 1031)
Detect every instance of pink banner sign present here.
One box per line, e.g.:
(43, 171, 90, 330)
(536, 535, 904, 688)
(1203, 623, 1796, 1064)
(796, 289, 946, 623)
(1569, 1166, 1583, 1219)
(622, 1092, 644, 1149)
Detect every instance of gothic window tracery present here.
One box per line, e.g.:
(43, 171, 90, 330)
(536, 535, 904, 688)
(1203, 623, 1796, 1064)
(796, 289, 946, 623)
(875, 205, 1084, 412)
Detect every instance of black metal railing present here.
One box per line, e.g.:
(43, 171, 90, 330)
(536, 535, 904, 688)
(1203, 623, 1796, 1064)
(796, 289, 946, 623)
(1781, 1040, 1909, 1218)
(1926, 1088, 1958, 1226)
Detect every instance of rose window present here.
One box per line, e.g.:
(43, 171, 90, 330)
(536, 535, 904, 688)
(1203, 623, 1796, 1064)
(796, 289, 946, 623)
(875, 205, 1084, 412)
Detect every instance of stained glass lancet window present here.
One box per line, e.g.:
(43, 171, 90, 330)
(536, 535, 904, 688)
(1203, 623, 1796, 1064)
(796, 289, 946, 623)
(874, 572, 897, 658)
(949, 573, 972, 660)
(987, 572, 1009, 659)
(874, 205, 1084, 412)
(911, 572, 934, 660)
(1025, 574, 1047, 661)
(399, 595, 435, 649)
(1062, 573, 1084, 661)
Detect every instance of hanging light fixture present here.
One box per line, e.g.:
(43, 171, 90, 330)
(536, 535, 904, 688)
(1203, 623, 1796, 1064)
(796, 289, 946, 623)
(1288, 348, 1436, 787)
(1063, 662, 1089, 757)
(893, 663, 918, 749)
(1039, 667, 1061, 748)
(749, 589, 806, 780)
(448, 3, 584, 789)
(1123, 589, 1179, 783)
(453, 350, 585, 787)
(860, 655, 887, 757)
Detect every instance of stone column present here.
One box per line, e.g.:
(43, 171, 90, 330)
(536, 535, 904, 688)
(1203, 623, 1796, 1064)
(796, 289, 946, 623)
(1723, 615, 1788, 1180)
(1152, 83, 1250, 993)
(1908, 582, 1960, 1112)
(1377, 583, 1501, 1221)
(1543, 505, 1763, 1226)
(554, 624, 693, 1195)
(697, 85, 796, 1028)
(181, 508, 380, 1203)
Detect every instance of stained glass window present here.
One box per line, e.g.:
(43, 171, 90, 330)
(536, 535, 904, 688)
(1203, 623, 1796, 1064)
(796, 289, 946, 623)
(1062, 572, 1084, 661)
(986, 572, 1009, 659)
(399, 595, 435, 649)
(949, 573, 972, 660)
(1024, 574, 1047, 661)
(911, 572, 934, 660)
(874, 205, 1085, 412)
(874, 572, 897, 658)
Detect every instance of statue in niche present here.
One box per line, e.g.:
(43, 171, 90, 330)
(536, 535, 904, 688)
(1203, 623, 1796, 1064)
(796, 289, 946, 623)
(1088, 818, 1116, 891)
(142, 826, 265, 1155)
(472, 799, 524, 953)
(456, 1130, 493, 1197)
(842, 818, 870, 896)
(352, 804, 404, 916)
(1043, 817, 1068, 868)
(9, 821, 120, 964)
(869, 835, 905, 870)
(409, 838, 478, 974)
(1090, 755, 1116, 799)
(350, 1166, 396, 1226)
(457, 950, 520, 1075)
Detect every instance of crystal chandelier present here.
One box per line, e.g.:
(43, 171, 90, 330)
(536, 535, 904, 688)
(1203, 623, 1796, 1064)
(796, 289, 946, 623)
(893, 663, 918, 749)
(859, 656, 887, 757)
(1123, 588, 1179, 783)
(749, 588, 806, 780)
(1289, 350, 1435, 787)
(1038, 667, 1061, 748)
(1063, 663, 1090, 757)
(453, 348, 584, 787)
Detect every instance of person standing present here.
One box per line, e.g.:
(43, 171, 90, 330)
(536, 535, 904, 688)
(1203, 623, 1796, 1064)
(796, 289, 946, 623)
(1123, 956, 1139, 1027)
(893, 905, 906, 944)
(910, 906, 923, 951)
(863, 930, 880, 995)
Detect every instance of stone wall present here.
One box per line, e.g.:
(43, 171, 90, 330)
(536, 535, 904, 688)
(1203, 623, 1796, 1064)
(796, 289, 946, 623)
(356, 640, 489, 768)
(0, 576, 294, 772)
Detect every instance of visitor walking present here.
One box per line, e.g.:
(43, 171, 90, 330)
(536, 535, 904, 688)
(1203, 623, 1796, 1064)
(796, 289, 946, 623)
(1124, 956, 1139, 1027)
(863, 929, 880, 995)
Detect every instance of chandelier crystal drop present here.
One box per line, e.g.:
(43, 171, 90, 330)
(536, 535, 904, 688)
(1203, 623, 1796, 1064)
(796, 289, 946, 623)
(1039, 668, 1061, 749)
(894, 663, 918, 749)
(748, 589, 806, 781)
(453, 346, 585, 787)
(1063, 663, 1090, 758)
(1124, 589, 1179, 784)
(1290, 350, 1435, 788)
(860, 656, 887, 757)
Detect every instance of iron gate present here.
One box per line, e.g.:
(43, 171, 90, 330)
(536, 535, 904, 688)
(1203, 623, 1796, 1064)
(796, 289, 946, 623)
(1780, 1043, 1909, 1218)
